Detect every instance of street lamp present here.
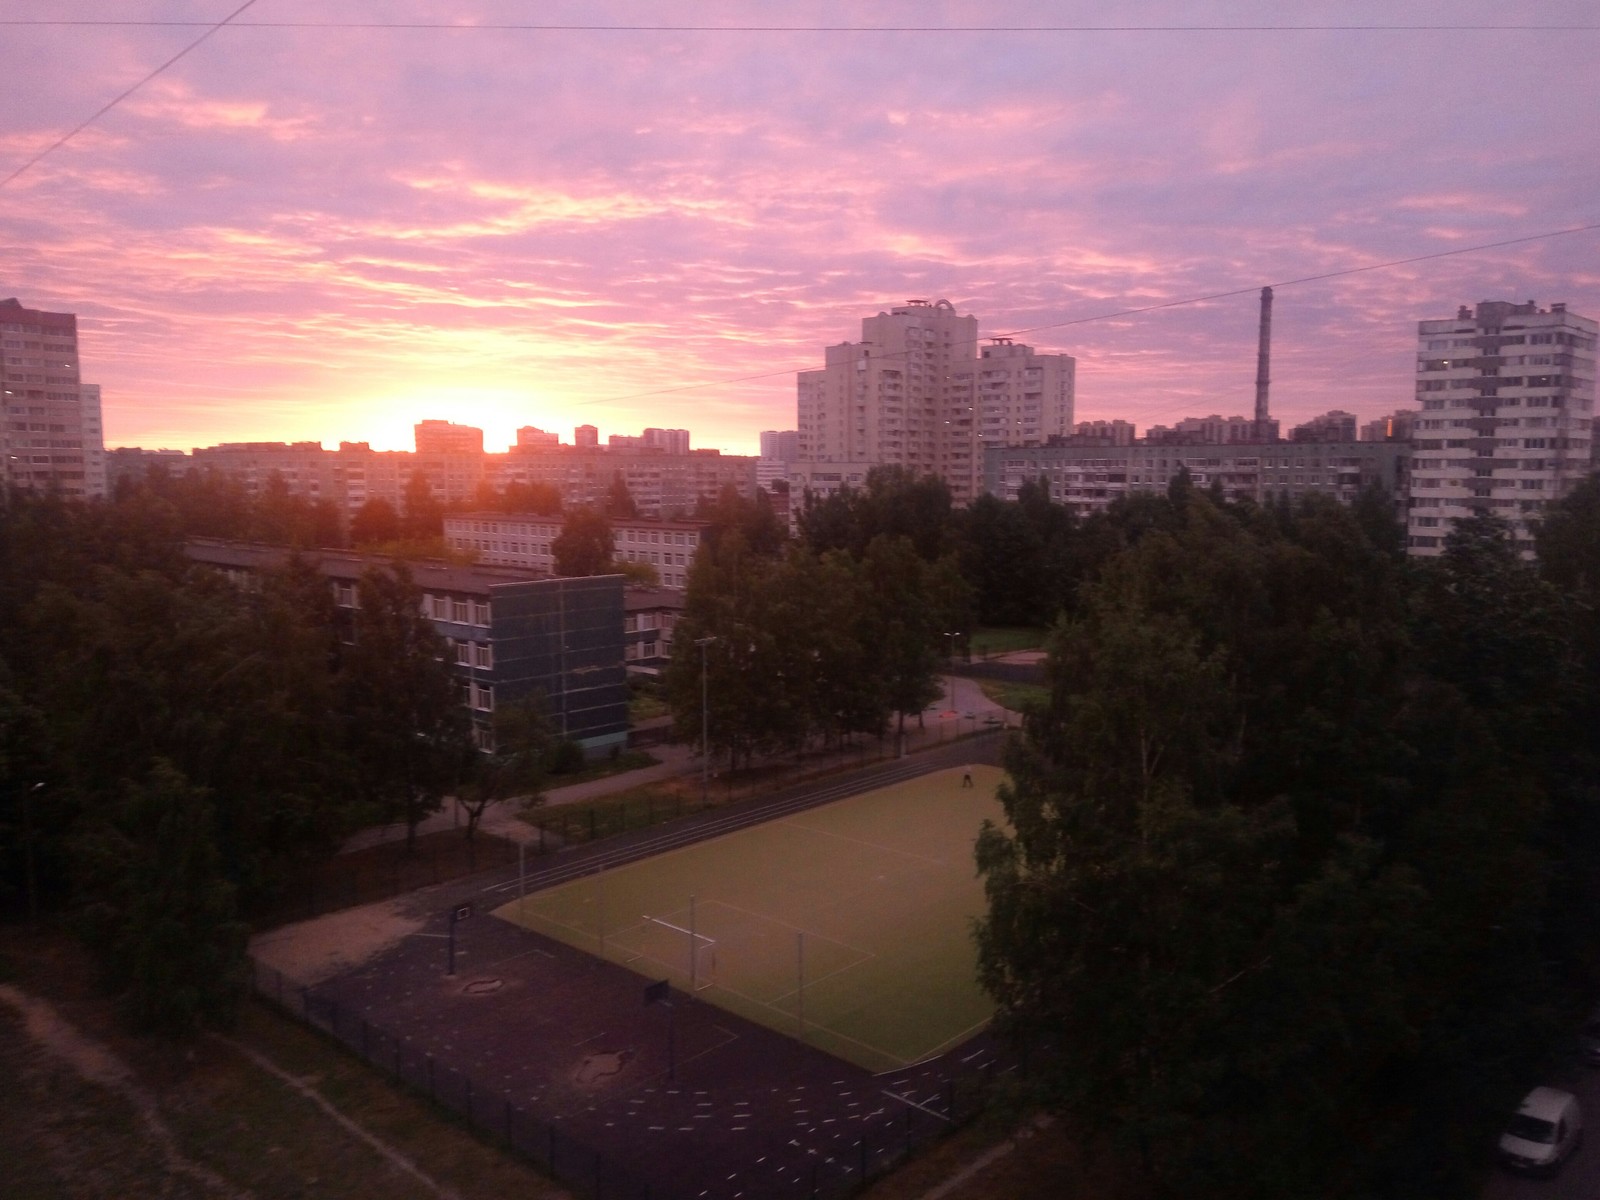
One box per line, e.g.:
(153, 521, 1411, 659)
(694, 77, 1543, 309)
(942, 631, 960, 714)
(695, 636, 718, 802)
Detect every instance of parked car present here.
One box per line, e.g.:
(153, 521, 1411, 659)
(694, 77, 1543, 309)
(1499, 1087, 1583, 1175)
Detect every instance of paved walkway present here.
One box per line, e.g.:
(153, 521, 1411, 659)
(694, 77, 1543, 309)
(343, 672, 1019, 854)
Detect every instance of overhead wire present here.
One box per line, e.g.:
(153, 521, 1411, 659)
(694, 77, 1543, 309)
(577, 220, 1600, 408)
(3, 20, 1598, 32)
(2, 7, 1595, 417)
(0, 0, 260, 191)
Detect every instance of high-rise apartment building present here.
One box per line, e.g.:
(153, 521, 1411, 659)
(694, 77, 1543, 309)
(797, 299, 1074, 504)
(0, 298, 106, 498)
(1408, 300, 1596, 557)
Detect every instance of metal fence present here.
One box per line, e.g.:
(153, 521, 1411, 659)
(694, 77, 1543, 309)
(250, 957, 1007, 1200)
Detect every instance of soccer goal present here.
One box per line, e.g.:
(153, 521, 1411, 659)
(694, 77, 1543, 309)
(640, 913, 718, 991)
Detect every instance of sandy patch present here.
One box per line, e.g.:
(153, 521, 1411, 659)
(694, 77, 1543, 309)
(250, 898, 424, 988)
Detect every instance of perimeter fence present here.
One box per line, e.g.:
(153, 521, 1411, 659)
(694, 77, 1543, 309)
(249, 957, 1009, 1200)
(278, 725, 1006, 926)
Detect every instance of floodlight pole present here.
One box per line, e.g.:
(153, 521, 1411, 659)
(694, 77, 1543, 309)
(797, 931, 806, 1041)
(942, 632, 959, 713)
(696, 636, 718, 803)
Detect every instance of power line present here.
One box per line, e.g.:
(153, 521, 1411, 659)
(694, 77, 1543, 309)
(0, 0, 260, 191)
(579, 220, 1600, 408)
(2, 20, 1598, 32)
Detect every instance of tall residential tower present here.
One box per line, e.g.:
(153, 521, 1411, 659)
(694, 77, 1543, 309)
(1408, 300, 1596, 556)
(0, 298, 106, 498)
(797, 299, 1074, 504)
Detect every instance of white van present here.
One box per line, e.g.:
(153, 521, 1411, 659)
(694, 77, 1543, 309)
(1499, 1087, 1583, 1175)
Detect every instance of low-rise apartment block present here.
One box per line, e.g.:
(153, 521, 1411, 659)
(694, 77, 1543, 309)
(186, 540, 629, 754)
(985, 440, 1408, 517)
(444, 513, 708, 590)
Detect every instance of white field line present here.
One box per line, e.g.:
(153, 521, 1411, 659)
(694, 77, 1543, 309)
(882, 1088, 953, 1123)
(774, 817, 948, 867)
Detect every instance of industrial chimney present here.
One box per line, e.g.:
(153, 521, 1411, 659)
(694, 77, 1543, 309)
(1254, 286, 1273, 440)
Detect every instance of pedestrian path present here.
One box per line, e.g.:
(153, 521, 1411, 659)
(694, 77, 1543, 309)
(342, 674, 1017, 854)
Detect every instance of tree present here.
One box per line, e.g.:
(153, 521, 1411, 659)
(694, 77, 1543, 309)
(552, 507, 614, 577)
(73, 759, 248, 1035)
(958, 493, 1046, 626)
(341, 565, 473, 853)
(500, 480, 563, 515)
(697, 483, 786, 557)
(605, 471, 639, 519)
(350, 496, 401, 547)
(456, 697, 554, 847)
(859, 536, 952, 754)
(973, 491, 1583, 1198)
(796, 466, 954, 561)
(401, 471, 444, 539)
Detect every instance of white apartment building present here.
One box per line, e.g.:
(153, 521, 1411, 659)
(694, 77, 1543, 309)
(797, 299, 1076, 505)
(1408, 300, 1596, 557)
(0, 298, 106, 498)
(444, 512, 708, 590)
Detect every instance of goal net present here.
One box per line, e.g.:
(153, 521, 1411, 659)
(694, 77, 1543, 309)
(639, 914, 717, 990)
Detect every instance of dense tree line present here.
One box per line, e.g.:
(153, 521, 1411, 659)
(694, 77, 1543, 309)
(0, 486, 552, 1035)
(975, 476, 1600, 1199)
(666, 475, 973, 764)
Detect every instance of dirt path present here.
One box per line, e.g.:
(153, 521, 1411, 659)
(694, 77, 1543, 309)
(211, 1032, 461, 1200)
(0, 983, 250, 1200)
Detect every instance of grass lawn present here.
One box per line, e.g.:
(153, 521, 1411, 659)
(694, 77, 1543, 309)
(0, 926, 569, 1200)
(496, 765, 1007, 1073)
(969, 627, 1047, 658)
(977, 678, 1049, 714)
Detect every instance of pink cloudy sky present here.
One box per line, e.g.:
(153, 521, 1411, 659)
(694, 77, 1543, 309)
(3, 0, 1598, 456)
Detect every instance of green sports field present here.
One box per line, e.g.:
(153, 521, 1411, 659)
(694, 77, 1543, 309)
(492, 765, 1007, 1073)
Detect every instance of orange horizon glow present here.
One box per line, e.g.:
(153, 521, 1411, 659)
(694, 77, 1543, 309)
(5, 2, 1595, 459)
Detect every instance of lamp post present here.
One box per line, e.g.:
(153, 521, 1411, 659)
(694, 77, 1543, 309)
(695, 636, 718, 803)
(942, 631, 960, 714)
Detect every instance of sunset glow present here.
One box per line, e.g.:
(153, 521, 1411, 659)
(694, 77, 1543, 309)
(4, 0, 1598, 456)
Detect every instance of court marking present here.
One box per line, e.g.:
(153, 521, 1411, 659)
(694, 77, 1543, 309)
(773, 816, 950, 868)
